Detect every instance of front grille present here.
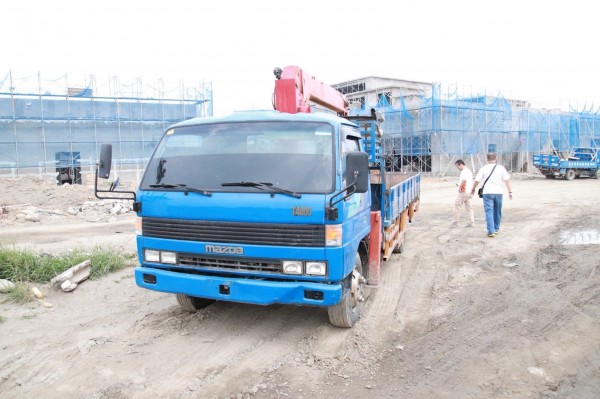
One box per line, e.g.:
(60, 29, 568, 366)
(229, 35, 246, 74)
(143, 218, 325, 247)
(178, 253, 282, 273)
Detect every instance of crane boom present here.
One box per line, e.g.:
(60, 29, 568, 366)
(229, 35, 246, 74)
(273, 65, 349, 116)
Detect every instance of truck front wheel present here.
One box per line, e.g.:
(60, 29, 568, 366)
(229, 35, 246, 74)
(564, 169, 576, 181)
(176, 294, 214, 312)
(593, 169, 600, 179)
(328, 254, 366, 328)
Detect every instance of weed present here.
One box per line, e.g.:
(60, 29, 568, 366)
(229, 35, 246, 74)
(6, 283, 33, 303)
(0, 246, 135, 302)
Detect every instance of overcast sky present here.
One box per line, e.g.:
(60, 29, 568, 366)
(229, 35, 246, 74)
(4, 0, 600, 115)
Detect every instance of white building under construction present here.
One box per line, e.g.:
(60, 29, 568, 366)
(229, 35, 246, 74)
(332, 76, 599, 175)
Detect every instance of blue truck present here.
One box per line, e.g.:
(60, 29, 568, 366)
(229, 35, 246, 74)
(95, 66, 420, 327)
(533, 147, 600, 180)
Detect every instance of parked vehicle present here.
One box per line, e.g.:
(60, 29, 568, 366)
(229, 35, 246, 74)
(95, 66, 420, 327)
(533, 147, 600, 180)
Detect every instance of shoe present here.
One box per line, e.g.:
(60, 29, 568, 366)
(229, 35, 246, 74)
(494, 230, 499, 234)
(487, 233, 496, 237)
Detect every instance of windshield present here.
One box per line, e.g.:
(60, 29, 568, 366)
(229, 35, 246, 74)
(140, 121, 335, 193)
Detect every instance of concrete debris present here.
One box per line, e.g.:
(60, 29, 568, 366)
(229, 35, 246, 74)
(60, 280, 78, 292)
(51, 259, 92, 292)
(527, 366, 550, 380)
(503, 262, 519, 268)
(16, 206, 41, 222)
(38, 299, 54, 308)
(31, 287, 44, 299)
(0, 279, 16, 293)
(110, 203, 123, 215)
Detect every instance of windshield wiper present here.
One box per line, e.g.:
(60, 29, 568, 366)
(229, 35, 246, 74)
(221, 181, 301, 199)
(149, 183, 212, 197)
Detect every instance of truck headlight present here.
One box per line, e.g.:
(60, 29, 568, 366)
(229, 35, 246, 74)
(160, 251, 177, 264)
(282, 261, 303, 274)
(305, 262, 327, 276)
(145, 249, 160, 262)
(325, 224, 342, 246)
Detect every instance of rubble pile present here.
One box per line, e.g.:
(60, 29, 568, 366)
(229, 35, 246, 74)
(0, 176, 136, 225)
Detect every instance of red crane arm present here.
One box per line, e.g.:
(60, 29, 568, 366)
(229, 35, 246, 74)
(273, 66, 349, 116)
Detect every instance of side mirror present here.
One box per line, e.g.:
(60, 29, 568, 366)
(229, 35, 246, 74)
(345, 152, 369, 193)
(94, 143, 138, 208)
(98, 144, 112, 179)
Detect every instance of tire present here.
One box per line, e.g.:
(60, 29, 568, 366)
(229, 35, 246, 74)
(593, 169, 600, 179)
(176, 293, 214, 312)
(393, 240, 405, 254)
(564, 169, 576, 181)
(328, 253, 366, 328)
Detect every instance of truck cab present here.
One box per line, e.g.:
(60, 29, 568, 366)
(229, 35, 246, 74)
(99, 110, 375, 326)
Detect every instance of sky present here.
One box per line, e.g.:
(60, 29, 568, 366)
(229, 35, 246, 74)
(4, 0, 600, 116)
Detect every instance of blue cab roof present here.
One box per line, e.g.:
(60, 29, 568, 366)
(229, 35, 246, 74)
(170, 110, 355, 129)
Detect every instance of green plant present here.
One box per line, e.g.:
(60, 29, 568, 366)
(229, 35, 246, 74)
(0, 246, 135, 290)
(6, 283, 34, 303)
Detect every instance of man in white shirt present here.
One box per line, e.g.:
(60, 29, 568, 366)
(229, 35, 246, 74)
(471, 153, 513, 237)
(453, 159, 474, 227)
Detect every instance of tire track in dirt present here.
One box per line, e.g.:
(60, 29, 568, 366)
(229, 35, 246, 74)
(0, 288, 171, 397)
(360, 249, 413, 336)
(84, 301, 325, 398)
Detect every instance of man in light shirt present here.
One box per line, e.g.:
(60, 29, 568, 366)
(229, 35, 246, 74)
(471, 153, 513, 237)
(453, 159, 475, 227)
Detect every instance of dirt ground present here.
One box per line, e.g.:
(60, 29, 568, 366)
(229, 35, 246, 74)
(1, 174, 599, 399)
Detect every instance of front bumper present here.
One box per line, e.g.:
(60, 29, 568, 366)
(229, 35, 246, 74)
(134, 267, 343, 307)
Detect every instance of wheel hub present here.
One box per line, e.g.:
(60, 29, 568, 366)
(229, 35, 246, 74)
(350, 268, 366, 308)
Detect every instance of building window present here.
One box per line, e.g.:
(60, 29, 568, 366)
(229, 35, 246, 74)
(377, 92, 391, 106)
(349, 96, 365, 108)
(488, 143, 497, 153)
(335, 83, 365, 95)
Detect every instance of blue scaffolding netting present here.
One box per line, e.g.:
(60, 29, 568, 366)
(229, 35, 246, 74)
(0, 72, 213, 175)
(351, 83, 600, 173)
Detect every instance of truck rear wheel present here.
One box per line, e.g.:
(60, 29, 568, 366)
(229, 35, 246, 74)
(564, 169, 576, 181)
(176, 294, 214, 312)
(328, 254, 365, 328)
(593, 169, 600, 179)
